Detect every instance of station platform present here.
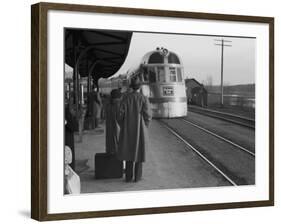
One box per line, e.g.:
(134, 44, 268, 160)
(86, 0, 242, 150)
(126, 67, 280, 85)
(74, 119, 229, 194)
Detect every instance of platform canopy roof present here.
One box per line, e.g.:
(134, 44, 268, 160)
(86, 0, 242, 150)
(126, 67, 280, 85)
(65, 29, 132, 82)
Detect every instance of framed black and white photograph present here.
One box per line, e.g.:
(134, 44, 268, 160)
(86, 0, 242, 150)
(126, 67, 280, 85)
(31, 2, 274, 221)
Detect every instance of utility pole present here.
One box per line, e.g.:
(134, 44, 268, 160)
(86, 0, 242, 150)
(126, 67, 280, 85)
(214, 38, 232, 107)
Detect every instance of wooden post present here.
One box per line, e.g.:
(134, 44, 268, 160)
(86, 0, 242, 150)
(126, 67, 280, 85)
(214, 38, 232, 107)
(220, 39, 224, 106)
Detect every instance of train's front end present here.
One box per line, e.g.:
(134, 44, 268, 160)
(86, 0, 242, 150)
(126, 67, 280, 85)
(140, 48, 187, 118)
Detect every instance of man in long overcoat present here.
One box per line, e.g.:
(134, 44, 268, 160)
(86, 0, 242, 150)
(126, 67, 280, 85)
(117, 78, 152, 182)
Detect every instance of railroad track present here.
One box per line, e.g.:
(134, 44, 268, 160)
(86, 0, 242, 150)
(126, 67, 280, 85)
(158, 119, 255, 186)
(180, 118, 255, 157)
(188, 105, 255, 129)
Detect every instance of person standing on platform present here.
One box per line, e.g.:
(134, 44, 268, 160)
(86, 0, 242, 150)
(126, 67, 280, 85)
(105, 89, 122, 154)
(65, 104, 78, 171)
(93, 87, 102, 128)
(88, 85, 102, 129)
(117, 78, 152, 182)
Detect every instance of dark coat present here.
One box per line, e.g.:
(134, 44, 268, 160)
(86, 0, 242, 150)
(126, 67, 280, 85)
(65, 108, 78, 170)
(117, 91, 152, 162)
(105, 99, 121, 154)
(88, 91, 102, 118)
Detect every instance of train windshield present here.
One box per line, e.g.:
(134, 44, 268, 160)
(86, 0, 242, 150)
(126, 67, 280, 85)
(144, 66, 183, 83)
(148, 67, 156, 83)
(169, 67, 183, 83)
(169, 67, 177, 82)
(157, 66, 166, 83)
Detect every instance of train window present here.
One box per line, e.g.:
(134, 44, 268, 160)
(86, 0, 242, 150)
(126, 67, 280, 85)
(148, 67, 156, 83)
(139, 74, 144, 82)
(169, 67, 177, 82)
(122, 79, 127, 86)
(157, 66, 166, 83)
(177, 68, 182, 82)
(148, 52, 164, 63)
(143, 68, 149, 82)
(168, 53, 180, 64)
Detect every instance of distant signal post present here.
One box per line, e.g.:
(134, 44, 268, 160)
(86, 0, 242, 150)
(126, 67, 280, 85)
(214, 38, 232, 107)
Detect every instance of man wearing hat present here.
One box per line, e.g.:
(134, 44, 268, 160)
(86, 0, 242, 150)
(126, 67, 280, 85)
(117, 78, 152, 182)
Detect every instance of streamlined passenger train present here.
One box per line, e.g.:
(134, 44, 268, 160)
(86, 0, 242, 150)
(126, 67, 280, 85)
(98, 47, 187, 118)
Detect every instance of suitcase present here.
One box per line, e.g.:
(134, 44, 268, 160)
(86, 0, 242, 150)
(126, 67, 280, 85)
(95, 153, 123, 179)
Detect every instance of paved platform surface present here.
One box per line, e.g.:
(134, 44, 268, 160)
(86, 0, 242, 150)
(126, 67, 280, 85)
(74, 119, 230, 194)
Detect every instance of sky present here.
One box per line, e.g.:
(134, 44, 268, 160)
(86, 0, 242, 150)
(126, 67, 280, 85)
(114, 32, 256, 86)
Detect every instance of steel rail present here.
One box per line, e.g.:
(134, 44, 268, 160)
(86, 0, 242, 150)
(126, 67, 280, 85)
(159, 121, 237, 186)
(189, 105, 255, 121)
(189, 108, 255, 129)
(180, 118, 255, 157)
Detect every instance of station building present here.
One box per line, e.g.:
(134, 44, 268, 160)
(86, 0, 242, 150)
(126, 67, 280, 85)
(185, 78, 208, 107)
